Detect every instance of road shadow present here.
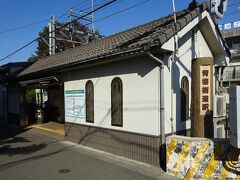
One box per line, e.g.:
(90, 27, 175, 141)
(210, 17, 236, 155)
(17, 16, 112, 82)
(0, 124, 47, 156)
(212, 141, 240, 176)
(0, 143, 47, 156)
(0, 141, 76, 172)
(0, 124, 29, 140)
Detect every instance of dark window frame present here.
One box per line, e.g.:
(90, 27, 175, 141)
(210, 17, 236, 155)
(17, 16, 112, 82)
(111, 77, 123, 127)
(85, 80, 94, 123)
(181, 76, 189, 121)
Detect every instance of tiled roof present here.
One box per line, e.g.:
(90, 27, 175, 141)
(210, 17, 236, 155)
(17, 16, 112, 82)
(19, 3, 208, 76)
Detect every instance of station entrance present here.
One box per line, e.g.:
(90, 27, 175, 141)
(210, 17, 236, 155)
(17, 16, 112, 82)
(19, 77, 64, 127)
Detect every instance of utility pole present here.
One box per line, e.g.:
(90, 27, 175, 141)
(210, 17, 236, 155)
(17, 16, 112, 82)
(68, 0, 96, 38)
(49, 16, 56, 55)
(45, 1, 98, 54)
(91, 0, 95, 33)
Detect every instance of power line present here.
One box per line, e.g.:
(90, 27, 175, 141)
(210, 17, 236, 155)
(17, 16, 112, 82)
(0, 0, 112, 35)
(0, 19, 49, 35)
(0, 1, 102, 35)
(69, 0, 124, 31)
(86, 0, 151, 26)
(0, 13, 68, 35)
(0, 0, 117, 35)
(73, 0, 107, 11)
(81, 0, 121, 12)
(69, 0, 92, 10)
(0, 39, 38, 63)
(0, 0, 118, 62)
(89, 0, 124, 12)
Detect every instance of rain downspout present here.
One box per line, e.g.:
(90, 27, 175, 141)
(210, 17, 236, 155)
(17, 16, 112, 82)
(147, 52, 166, 168)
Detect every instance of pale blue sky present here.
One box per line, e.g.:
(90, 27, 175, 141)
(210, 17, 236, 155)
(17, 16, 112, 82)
(0, 0, 239, 65)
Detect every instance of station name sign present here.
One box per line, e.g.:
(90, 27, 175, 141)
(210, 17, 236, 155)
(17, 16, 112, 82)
(200, 66, 211, 115)
(218, 21, 240, 31)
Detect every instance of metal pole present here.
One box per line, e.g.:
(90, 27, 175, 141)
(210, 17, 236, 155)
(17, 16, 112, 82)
(48, 22, 52, 55)
(147, 52, 166, 170)
(171, 0, 178, 134)
(51, 16, 56, 55)
(91, 0, 95, 33)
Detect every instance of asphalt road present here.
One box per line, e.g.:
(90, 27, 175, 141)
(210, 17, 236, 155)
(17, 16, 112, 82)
(0, 125, 177, 180)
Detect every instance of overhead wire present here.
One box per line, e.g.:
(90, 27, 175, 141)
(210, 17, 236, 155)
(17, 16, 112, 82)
(0, 19, 50, 35)
(85, 0, 151, 26)
(0, 0, 122, 35)
(0, 0, 118, 62)
(73, 0, 108, 11)
(0, 0, 152, 61)
(0, 0, 100, 35)
(0, 13, 68, 35)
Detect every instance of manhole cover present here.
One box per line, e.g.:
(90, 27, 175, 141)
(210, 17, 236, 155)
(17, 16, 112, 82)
(58, 169, 71, 174)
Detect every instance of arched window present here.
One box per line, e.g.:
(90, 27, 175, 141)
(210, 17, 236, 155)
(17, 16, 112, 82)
(181, 76, 189, 121)
(85, 80, 94, 123)
(111, 77, 123, 127)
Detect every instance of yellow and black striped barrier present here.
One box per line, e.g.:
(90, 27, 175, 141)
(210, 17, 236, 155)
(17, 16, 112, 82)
(166, 135, 240, 179)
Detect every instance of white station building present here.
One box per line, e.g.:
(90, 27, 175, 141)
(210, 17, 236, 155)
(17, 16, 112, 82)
(18, 2, 230, 166)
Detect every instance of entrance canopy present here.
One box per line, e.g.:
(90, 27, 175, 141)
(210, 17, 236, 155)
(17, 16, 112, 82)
(19, 76, 59, 87)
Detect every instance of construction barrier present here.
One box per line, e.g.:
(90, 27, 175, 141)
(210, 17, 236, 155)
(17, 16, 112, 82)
(166, 135, 240, 179)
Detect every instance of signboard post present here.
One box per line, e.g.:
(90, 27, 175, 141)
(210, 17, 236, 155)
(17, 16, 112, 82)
(191, 58, 213, 137)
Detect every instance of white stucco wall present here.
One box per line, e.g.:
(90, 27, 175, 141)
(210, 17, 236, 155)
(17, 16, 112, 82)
(195, 29, 213, 58)
(64, 57, 160, 136)
(63, 10, 228, 136)
(164, 27, 214, 134)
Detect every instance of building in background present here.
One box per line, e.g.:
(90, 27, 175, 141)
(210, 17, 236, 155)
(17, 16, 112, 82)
(219, 21, 240, 88)
(0, 62, 32, 125)
(212, 21, 240, 139)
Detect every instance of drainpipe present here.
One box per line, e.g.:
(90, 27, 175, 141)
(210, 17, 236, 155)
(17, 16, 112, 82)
(171, 53, 175, 135)
(218, 67, 222, 94)
(147, 52, 166, 169)
(147, 52, 165, 144)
